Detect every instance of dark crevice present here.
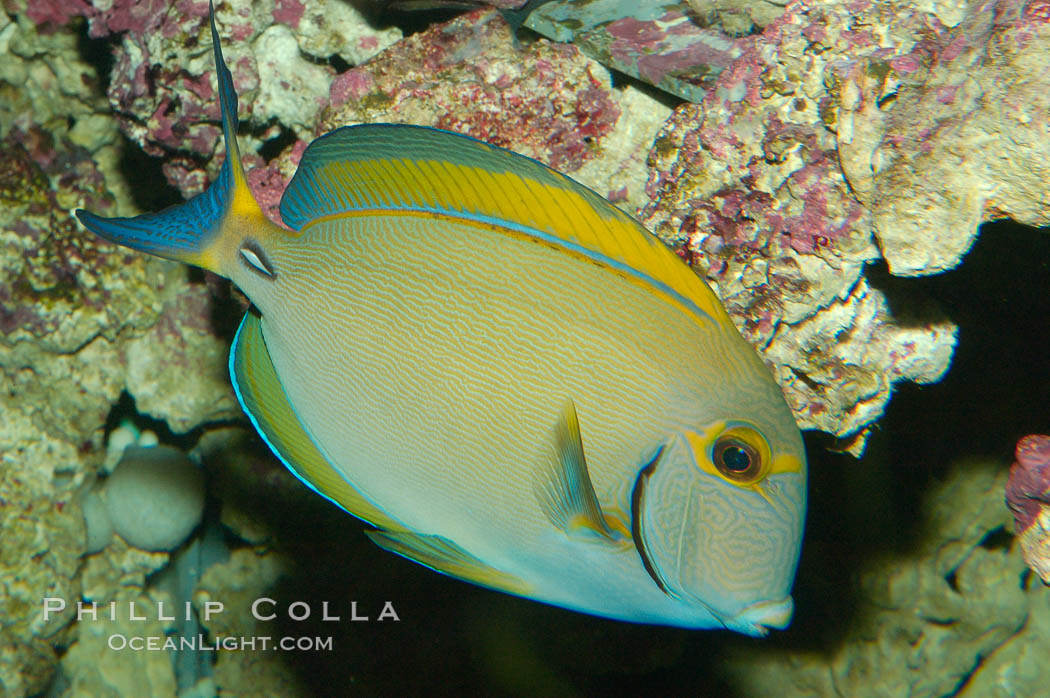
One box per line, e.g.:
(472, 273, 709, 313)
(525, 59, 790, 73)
(258, 123, 298, 163)
(101, 391, 247, 452)
(790, 366, 821, 392)
(102, 391, 195, 451)
(864, 259, 952, 329)
(117, 133, 183, 212)
(328, 53, 351, 74)
(74, 17, 119, 94)
(194, 270, 245, 342)
(605, 64, 687, 110)
(370, 1, 472, 36)
(977, 525, 1013, 552)
(874, 220, 1050, 468)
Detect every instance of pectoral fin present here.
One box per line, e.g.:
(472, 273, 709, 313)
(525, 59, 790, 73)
(366, 530, 530, 596)
(534, 401, 630, 543)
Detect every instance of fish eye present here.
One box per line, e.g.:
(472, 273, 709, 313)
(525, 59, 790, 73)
(718, 442, 754, 472)
(712, 427, 768, 484)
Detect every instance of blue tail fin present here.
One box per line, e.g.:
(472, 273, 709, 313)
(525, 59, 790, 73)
(74, 0, 254, 273)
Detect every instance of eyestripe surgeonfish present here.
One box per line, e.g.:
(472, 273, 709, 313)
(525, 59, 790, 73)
(76, 3, 806, 634)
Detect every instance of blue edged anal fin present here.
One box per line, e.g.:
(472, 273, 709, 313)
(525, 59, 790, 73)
(366, 530, 531, 596)
(233, 314, 529, 597)
(230, 313, 405, 533)
(534, 401, 631, 544)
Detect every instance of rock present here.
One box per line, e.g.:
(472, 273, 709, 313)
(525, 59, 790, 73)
(524, 0, 753, 102)
(80, 489, 114, 554)
(1006, 434, 1050, 584)
(102, 445, 206, 552)
(194, 548, 308, 696)
(57, 596, 178, 697)
(723, 458, 1028, 697)
(0, 12, 239, 692)
(641, 1, 964, 452)
(860, 2, 1050, 276)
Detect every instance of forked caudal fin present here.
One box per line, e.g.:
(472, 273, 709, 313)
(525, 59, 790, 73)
(74, 1, 263, 274)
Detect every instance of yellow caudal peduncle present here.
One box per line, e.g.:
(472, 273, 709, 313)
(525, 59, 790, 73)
(73, 2, 286, 277)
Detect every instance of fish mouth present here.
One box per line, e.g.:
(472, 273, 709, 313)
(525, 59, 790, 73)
(722, 597, 794, 636)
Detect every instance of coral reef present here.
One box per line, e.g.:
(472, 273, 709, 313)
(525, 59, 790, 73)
(193, 548, 306, 695)
(634, 0, 1050, 449)
(958, 562, 1050, 696)
(75, 2, 671, 225)
(850, 0, 1050, 276)
(641, 1, 970, 450)
(57, 597, 178, 697)
(0, 129, 141, 697)
(122, 0, 397, 196)
(31, 0, 400, 199)
(0, 7, 236, 694)
(1006, 434, 1050, 584)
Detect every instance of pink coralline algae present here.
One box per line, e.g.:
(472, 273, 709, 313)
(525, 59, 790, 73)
(272, 0, 304, 28)
(641, 3, 960, 450)
(246, 140, 307, 224)
(1007, 435, 1050, 584)
(23, 0, 92, 30)
(325, 8, 621, 174)
(51, 0, 398, 203)
(96, 2, 260, 179)
(26, 0, 210, 39)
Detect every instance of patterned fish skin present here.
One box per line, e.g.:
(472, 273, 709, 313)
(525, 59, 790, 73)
(237, 211, 804, 632)
(73, 1, 807, 633)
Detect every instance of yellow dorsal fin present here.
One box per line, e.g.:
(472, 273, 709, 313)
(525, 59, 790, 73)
(279, 124, 731, 326)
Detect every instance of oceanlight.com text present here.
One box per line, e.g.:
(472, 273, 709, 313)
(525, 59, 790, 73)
(107, 633, 334, 652)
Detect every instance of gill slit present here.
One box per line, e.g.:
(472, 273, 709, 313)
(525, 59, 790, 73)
(631, 447, 670, 596)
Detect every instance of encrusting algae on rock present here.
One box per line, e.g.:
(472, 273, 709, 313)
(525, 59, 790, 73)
(1007, 434, 1050, 585)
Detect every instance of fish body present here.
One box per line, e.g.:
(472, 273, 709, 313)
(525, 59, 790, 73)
(76, 3, 807, 634)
